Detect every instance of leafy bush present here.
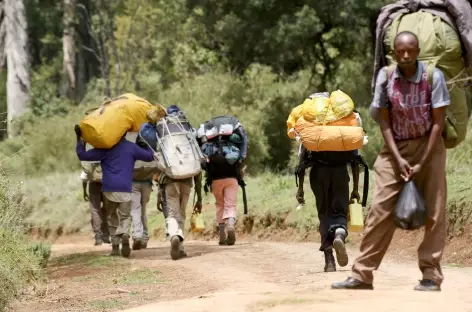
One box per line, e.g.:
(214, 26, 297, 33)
(0, 172, 44, 310)
(27, 242, 52, 269)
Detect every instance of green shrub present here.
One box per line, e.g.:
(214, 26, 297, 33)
(0, 173, 43, 310)
(27, 242, 52, 269)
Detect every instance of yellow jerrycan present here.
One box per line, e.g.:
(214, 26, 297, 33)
(190, 212, 205, 233)
(348, 199, 364, 232)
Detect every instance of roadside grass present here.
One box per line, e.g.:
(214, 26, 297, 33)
(0, 174, 49, 310)
(12, 107, 472, 243)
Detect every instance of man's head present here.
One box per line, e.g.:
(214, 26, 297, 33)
(393, 31, 420, 70)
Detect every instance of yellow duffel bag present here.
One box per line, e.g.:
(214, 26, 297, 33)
(286, 103, 303, 139)
(80, 93, 166, 149)
(294, 116, 364, 152)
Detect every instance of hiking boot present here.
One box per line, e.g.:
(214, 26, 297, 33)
(333, 228, 348, 267)
(94, 234, 103, 246)
(102, 235, 111, 244)
(110, 244, 120, 256)
(218, 223, 227, 245)
(132, 239, 142, 251)
(141, 241, 148, 249)
(226, 218, 236, 246)
(331, 277, 373, 290)
(179, 241, 187, 258)
(324, 249, 336, 272)
(414, 279, 441, 292)
(121, 234, 131, 258)
(170, 236, 181, 260)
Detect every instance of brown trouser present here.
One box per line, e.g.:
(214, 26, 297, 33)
(104, 198, 132, 245)
(89, 182, 109, 238)
(352, 136, 447, 285)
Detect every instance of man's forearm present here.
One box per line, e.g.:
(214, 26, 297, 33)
(351, 163, 359, 191)
(194, 172, 203, 201)
(420, 124, 442, 166)
(380, 118, 402, 162)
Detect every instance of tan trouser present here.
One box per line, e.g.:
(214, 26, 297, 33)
(352, 136, 447, 285)
(212, 178, 238, 224)
(89, 181, 109, 237)
(164, 180, 192, 240)
(131, 182, 152, 241)
(104, 198, 132, 245)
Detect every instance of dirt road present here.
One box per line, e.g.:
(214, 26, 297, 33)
(14, 238, 472, 312)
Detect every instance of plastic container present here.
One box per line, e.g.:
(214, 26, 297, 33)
(348, 199, 364, 232)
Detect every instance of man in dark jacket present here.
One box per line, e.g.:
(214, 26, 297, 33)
(75, 125, 154, 258)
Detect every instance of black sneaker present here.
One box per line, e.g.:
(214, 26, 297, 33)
(94, 234, 103, 246)
(121, 234, 131, 258)
(110, 244, 120, 256)
(170, 236, 181, 260)
(333, 229, 348, 267)
(132, 239, 142, 251)
(331, 277, 374, 290)
(324, 249, 336, 272)
(414, 279, 441, 292)
(102, 235, 111, 244)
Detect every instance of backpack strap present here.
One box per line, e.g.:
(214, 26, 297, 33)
(425, 62, 435, 86)
(386, 64, 396, 84)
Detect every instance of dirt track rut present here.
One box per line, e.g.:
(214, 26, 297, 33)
(16, 239, 472, 312)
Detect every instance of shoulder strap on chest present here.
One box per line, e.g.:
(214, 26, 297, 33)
(386, 64, 396, 83)
(386, 63, 434, 86)
(425, 62, 435, 86)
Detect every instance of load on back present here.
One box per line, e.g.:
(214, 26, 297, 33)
(80, 93, 167, 182)
(196, 115, 249, 214)
(373, 0, 472, 149)
(79, 93, 167, 149)
(286, 90, 365, 152)
(141, 109, 205, 180)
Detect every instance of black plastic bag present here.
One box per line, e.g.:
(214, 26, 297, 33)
(394, 180, 427, 230)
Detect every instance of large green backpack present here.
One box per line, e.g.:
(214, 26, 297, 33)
(383, 10, 469, 149)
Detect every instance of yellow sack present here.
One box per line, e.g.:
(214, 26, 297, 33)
(80, 93, 165, 149)
(301, 96, 331, 123)
(286, 91, 355, 138)
(286, 104, 304, 139)
(294, 116, 364, 152)
(190, 212, 205, 233)
(330, 90, 355, 122)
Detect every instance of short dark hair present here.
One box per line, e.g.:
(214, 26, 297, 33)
(394, 31, 419, 49)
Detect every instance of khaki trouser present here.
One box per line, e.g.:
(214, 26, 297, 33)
(131, 182, 152, 242)
(89, 182, 109, 237)
(352, 136, 447, 285)
(212, 178, 238, 224)
(104, 197, 132, 245)
(163, 179, 192, 240)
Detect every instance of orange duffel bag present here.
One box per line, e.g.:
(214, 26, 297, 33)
(294, 113, 364, 152)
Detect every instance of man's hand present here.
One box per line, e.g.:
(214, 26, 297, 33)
(194, 200, 202, 214)
(406, 164, 422, 181)
(296, 189, 305, 205)
(350, 190, 360, 203)
(396, 157, 411, 182)
(157, 192, 163, 212)
(74, 125, 82, 142)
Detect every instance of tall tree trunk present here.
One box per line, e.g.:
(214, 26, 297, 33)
(62, 0, 77, 102)
(4, 0, 30, 137)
